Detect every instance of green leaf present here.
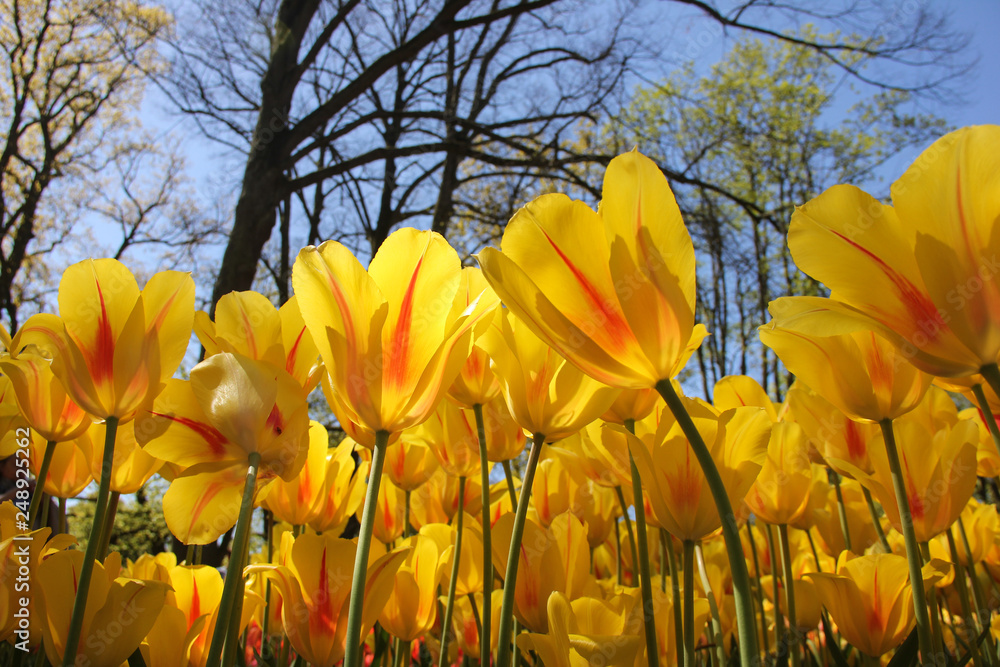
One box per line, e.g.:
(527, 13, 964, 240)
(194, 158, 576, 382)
(886, 627, 920, 667)
(821, 613, 852, 667)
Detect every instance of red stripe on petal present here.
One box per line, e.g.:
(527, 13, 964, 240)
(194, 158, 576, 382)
(90, 277, 116, 386)
(149, 411, 230, 457)
(829, 228, 945, 338)
(538, 228, 632, 352)
(385, 255, 422, 388)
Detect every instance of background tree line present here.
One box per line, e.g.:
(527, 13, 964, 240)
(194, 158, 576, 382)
(0, 0, 976, 557)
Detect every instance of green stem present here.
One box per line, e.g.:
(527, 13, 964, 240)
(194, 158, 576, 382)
(919, 542, 944, 656)
(879, 418, 933, 662)
(945, 529, 983, 666)
(747, 522, 768, 657)
(394, 640, 411, 667)
(404, 489, 412, 538)
(958, 516, 999, 661)
(95, 491, 120, 559)
(614, 485, 639, 587)
(979, 364, 1000, 414)
(472, 403, 493, 667)
(777, 524, 801, 667)
(666, 533, 685, 661)
(861, 486, 891, 553)
(62, 416, 119, 667)
(205, 451, 261, 667)
(344, 430, 390, 667)
(496, 433, 544, 667)
(27, 440, 55, 525)
(615, 520, 623, 585)
(262, 510, 274, 650)
(625, 418, 660, 665)
(682, 539, 696, 667)
(39, 492, 50, 531)
(765, 523, 783, 656)
(502, 459, 518, 506)
(469, 592, 484, 656)
(696, 542, 727, 667)
(656, 379, 757, 666)
(439, 476, 466, 667)
(830, 469, 853, 552)
(660, 528, 668, 588)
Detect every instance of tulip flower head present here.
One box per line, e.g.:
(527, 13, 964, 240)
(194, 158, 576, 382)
(775, 125, 1000, 379)
(18, 259, 194, 421)
(478, 149, 708, 389)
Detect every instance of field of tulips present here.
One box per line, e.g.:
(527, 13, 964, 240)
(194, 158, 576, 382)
(1, 124, 1000, 667)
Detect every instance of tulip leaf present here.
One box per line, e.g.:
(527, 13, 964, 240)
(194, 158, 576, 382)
(955, 625, 991, 667)
(820, 613, 852, 667)
(128, 649, 148, 667)
(371, 626, 391, 667)
(886, 628, 919, 667)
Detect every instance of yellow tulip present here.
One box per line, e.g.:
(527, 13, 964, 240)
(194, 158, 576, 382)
(449, 591, 502, 658)
(80, 420, 162, 494)
(601, 387, 661, 424)
(164, 564, 224, 666)
(37, 550, 168, 666)
(478, 308, 619, 442)
(713, 375, 780, 422)
(137, 352, 310, 543)
(951, 501, 1000, 567)
(0, 349, 89, 442)
(308, 437, 368, 535)
(18, 259, 194, 421)
(421, 518, 487, 597)
(778, 125, 1000, 379)
(247, 532, 407, 667)
(745, 422, 823, 527)
(960, 407, 1000, 477)
(624, 400, 772, 542)
(384, 437, 439, 492)
(517, 592, 643, 667)
(647, 580, 711, 666)
(478, 394, 527, 462)
(759, 318, 931, 423)
(195, 292, 324, 395)
(0, 376, 25, 458)
(805, 552, 948, 657)
(490, 512, 599, 632)
(834, 420, 978, 543)
(812, 478, 886, 557)
(574, 420, 632, 489)
(262, 421, 331, 526)
(532, 447, 589, 528)
(411, 399, 481, 479)
(0, 502, 75, 647)
(293, 228, 497, 440)
(31, 429, 92, 498)
(478, 149, 707, 389)
(447, 268, 502, 409)
(140, 606, 207, 667)
(378, 533, 447, 641)
(365, 474, 406, 545)
(760, 576, 822, 632)
(785, 381, 878, 477)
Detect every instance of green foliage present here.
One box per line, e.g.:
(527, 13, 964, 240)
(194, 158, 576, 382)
(68, 476, 173, 562)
